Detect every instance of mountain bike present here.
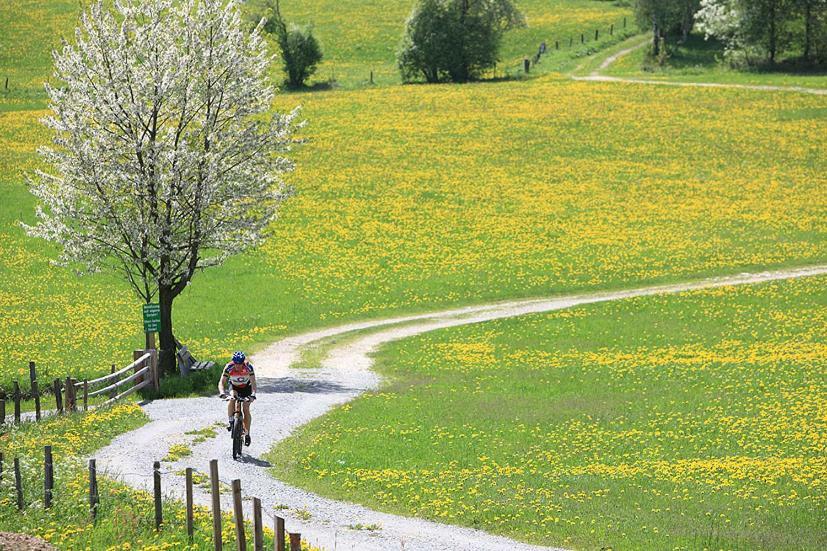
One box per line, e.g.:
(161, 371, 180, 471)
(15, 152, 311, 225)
(221, 392, 255, 460)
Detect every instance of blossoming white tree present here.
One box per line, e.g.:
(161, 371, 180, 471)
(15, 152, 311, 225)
(26, 0, 299, 374)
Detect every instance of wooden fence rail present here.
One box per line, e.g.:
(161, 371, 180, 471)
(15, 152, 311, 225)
(1, 350, 158, 426)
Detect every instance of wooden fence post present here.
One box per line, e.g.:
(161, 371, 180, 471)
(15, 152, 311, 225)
(89, 459, 99, 521)
(595, 29, 599, 41)
(275, 516, 285, 551)
(153, 461, 163, 530)
(14, 457, 24, 511)
(610, 23, 614, 35)
(13, 381, 21, 424)
(149, 348, 159, 391)
(53, 379, 63, 413)
(83, 380, 89, 411)
(555, 40, 559, 50)
(0, 452, 3, 483)
(523, 58, 530, 73)
(232, 479, 246, 551)
(210, 459, 223, 551)
(30, 361, 41, 421)
(0, 391, 5, 424)
(253, 497, 263, 551)
(110, 365, 117, 400)
(289, 533, 301, 551)
(581, 33, 585, 43)
(185, 467, 194, 541)
(64, 377, 73, 412)
(44, 446, 54, 508)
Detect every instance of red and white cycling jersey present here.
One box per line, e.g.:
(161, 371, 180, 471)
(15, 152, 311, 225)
(224, 361, 254, 388)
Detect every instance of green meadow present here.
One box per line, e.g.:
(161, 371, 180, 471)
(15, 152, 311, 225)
(270, 276, 827, 549)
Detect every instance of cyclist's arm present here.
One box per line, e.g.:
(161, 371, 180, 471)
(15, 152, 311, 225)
(250, 373, 257, 394)
(218, 371, 228, 395)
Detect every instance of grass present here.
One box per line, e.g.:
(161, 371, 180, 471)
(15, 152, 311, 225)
(603, 33, 827, 88)
(0, 405, 317, 550)
(268, 275, 827, 549)
(2, 75, 826, 386)
(0, 0, 635, 101)
(2, 2, 825, 386)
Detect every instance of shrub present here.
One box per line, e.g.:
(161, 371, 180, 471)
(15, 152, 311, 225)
(259, 0, 323, 87)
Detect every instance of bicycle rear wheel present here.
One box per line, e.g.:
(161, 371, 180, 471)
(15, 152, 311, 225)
(232, 420, 243, 460)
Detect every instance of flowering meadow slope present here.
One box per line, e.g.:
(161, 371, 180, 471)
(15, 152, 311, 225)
(2, 75, 826, 380)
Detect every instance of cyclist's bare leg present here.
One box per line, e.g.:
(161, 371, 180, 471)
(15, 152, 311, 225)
(242, 402, 251, 434)
(227, 398, 236, 421)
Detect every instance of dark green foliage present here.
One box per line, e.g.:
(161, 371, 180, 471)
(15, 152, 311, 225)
(259, 0, 323, 87)
(397, 0, 525, 83)
(634, 0, 700, 57)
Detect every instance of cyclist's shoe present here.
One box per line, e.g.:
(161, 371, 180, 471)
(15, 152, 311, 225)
(244, 434, 251, 447)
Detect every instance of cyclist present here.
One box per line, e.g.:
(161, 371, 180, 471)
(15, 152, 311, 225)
(218, 351, 257, 446)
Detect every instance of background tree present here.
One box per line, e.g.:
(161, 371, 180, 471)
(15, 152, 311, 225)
(634, 0, 699, 57)
(26, 0, 299, 374)
(260, 0, 323, 87)
(398, 0, 525, 83)
(696, 0, 822, 64)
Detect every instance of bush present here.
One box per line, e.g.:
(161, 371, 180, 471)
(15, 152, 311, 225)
(280, 24, 323, 87)
(398, 0, 525, 83)
(258, 0, 323, 87)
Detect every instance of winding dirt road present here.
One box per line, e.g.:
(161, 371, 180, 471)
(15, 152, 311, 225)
(573, 37, 827, 96)
(94, 264, 827, 550)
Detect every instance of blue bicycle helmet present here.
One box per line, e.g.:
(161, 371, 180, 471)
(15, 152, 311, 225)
(232, 351, 246, 364)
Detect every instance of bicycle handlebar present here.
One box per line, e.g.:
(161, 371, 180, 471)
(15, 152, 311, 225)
(220, 393, 255, 402)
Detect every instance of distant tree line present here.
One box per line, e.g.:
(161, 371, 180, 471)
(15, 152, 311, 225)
(635, 0, 827, 65)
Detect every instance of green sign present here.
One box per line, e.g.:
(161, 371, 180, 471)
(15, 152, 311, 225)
(143, 303, 161, 333)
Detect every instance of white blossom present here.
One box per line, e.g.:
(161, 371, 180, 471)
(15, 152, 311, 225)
(26, 0, 300, 306)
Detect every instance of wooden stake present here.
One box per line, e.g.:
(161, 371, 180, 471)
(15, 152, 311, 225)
(14, 457, 24, 510)
(53, 379, 63, 413)
(1, 393, 5, 425)
(64, 377, 73, 412)
(289, 533, 301, 551)
(29, 362, 40, 418)
(253, 497, 263, 551)
(44, 446, 54, 508)
(185, 467, 194, 540)
(32, 380, 40, 420)
(110, 365, 117, 400)
(153, 461, 163, 530)
(13, 381, 21, 424)
(210, 459, 223, 551)
(0, 452, 3, 483)
(232, 479, 246, 551)
(83, 380, 89, 411)
(89, 459, 99, 520)
(275, 516, 285, 551)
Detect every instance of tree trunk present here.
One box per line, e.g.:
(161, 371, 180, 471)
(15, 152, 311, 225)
(158, 285, 177, 375)
(768, 5, 777, 63)
(804, 0, 812, 60)
(652, 17, 660, 56)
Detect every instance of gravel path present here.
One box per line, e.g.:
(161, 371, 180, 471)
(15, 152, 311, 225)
(573, 36, 827, 95)
(95, 265, 827, 551)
